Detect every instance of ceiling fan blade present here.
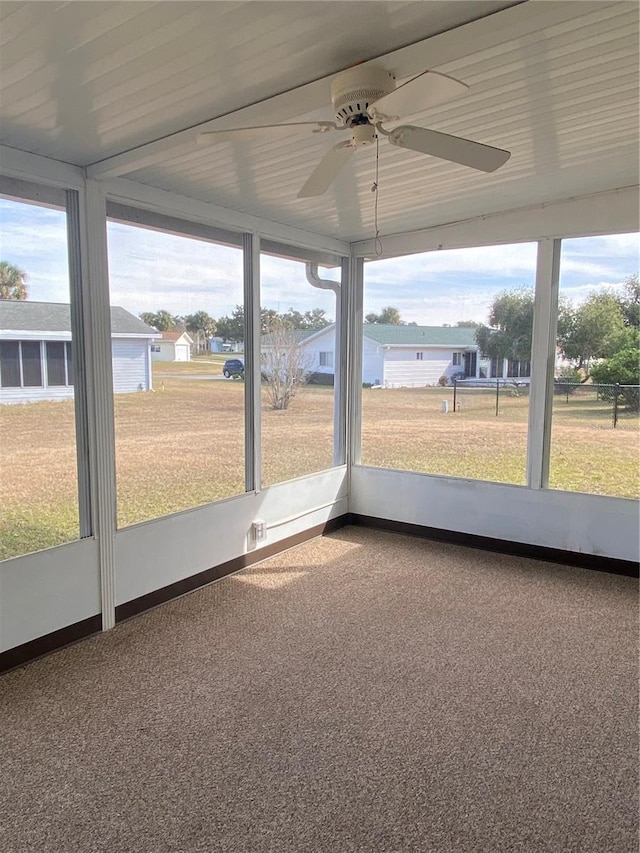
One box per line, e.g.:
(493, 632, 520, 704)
(388, 125, 511, 172)
(297, 141, 354, 198)
(368, 71, 468, 122)
(197, 121, 338, 145)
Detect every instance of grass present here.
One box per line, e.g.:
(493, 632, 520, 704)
(1, 367, 638, 560)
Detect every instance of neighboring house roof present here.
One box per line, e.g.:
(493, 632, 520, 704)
(363, 325, 478, 347)
(160, 331, 193, 344)
(262, 324, 479, 348)
(0, 301, 159, 337)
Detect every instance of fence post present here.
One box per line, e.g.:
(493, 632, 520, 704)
(453, 379, 457, 413)
(613, 383, 620, 428)
(495, 378, 500, 417)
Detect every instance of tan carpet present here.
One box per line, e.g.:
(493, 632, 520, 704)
(1, 527, 638, 852)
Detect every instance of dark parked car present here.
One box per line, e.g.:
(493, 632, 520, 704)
(223, 358, 244, 379)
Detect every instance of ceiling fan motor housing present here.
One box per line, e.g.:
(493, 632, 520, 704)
(330, 65, 395, 126)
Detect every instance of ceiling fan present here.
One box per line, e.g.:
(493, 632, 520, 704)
(197, 64, 511, 198)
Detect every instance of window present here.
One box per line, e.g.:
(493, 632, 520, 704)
(361, 242, 537, 485)
(22, 342, 43, 387)
(0, 186, 81, 560)
(107, 209, 245, 528)
(416, 352, 424, 361)
(0, 341, 20, 387)
(0, 340, 71, 389)
(507, 359, 530, 378)
(261, 252, 338, 486)
(549, 234, 639, 499)
(46, 341, 72, 386)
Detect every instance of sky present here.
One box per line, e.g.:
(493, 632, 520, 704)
(1, 197, 638, 328)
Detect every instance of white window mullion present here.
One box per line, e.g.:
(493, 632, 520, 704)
(244, 232, 261, 492)
(18, 342, 25, 387)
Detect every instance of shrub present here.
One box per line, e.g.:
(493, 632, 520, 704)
(554, 366, 583, 395)
(590, 346, 640, 411)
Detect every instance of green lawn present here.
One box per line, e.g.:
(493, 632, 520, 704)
(1, 371, 637, 561)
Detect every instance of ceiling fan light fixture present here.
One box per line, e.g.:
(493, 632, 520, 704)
(351, 123, 377, 147)
(330, 65, 395, 126)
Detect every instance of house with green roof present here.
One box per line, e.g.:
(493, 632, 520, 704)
(288, 323, 483, 387)
(0, 301, 159, 404)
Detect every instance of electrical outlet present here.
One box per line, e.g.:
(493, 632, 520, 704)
(252, 520, 267, 542)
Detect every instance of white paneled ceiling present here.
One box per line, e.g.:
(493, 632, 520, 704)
(1, 1, 638, 243)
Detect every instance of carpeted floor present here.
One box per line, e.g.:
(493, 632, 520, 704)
(1, 527, 638, 853)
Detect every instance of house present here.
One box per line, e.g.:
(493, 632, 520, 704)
(294, 324, 481, 387)
(0, 301, 159, 403)
(151, 330, 193, 362)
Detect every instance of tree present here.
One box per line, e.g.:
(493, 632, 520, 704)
(216, 306, 245, 343)
(0, 261, 28, 300)
(216, 305, 329, 343)
(559, 290, 627, 369)
(590, 337, 640, 411)
(280, 307, 330, 330)
(139, 310, 176, 331)
(475, 288, 534, 364)
(619, 274, 639, 329)
(185, 310, 216, 354)
(456, 320, 481, 329)
(365, 306, 403, 325)
(303, 307, 331, 330)
(261, 318, 313, 410)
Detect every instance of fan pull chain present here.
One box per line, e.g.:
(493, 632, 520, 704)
(371, 134, 383, 256)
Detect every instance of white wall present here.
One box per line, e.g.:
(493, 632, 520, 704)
(383, 347, 456, 388)
(300, 327, 336, 374)
(351, 466, 639, 564)
(0, 385, 74, 404)
(112, 339, 152, 392)
(152, 341, 190, 362)
(115, 467, 348, 604)
(0, 538, 100, 652)
(362, 336, 384, 385)
(0, 468, 347, 653)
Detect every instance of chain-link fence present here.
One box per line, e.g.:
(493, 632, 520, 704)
(452, 379, 530, 416)
(452, 379, 639, 427)
(552, 382, 639, 427)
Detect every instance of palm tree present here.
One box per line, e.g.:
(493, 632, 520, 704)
(0, 261, 28, 300)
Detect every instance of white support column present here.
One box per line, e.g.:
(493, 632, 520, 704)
(527, 238, 562, 490)
(81, 179, 118, 630)
(65, 190, 93, 539)
(347, 256, 364, 468)
(244, 233, 261, 492)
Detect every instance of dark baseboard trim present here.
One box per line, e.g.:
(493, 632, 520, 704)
(4, 510, 634, 674)
(348, 514, 639, 578)
(0, 614, 103, 675)
(1, 516, 349, 674)
(115, 514, 349, 623)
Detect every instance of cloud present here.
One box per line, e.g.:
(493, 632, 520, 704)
(364, 243, 538, 324)
(1, 197, 637, 326)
